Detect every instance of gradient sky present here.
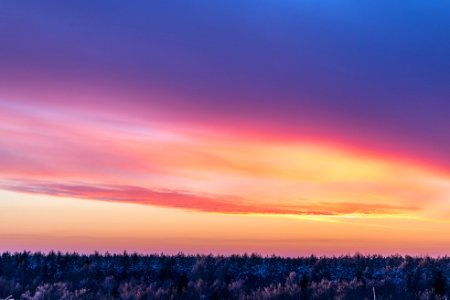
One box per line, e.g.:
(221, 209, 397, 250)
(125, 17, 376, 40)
(0, 1, 449, 256)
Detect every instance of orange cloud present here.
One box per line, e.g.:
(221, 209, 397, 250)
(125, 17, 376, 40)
(0, 102, 449, 221)
(0, 180, 420, 216)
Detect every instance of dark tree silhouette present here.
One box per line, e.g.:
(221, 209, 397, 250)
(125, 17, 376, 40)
(433, 270, 447, 296)
(0, 252, 449, 299)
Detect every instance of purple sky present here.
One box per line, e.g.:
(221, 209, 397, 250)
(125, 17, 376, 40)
(1, 0, 449, 170)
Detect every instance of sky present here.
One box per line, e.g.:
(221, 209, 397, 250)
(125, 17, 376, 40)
(0, 1, 449, 256)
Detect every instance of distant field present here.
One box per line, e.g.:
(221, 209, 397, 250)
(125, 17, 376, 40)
(0, 252, 448, 299)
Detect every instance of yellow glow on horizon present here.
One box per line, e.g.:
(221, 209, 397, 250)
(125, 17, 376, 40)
(1, 188, 450, 256)
(1, 104, 450, 255)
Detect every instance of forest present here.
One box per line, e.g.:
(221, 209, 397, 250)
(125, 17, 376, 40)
(0, 252, 448, 299)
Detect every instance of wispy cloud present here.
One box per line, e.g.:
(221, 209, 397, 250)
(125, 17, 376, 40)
(0, 180, 420, 216)
(0, 103, 448, 220)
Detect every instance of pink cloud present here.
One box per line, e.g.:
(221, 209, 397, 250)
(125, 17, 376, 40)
(0, 180, 420, 216)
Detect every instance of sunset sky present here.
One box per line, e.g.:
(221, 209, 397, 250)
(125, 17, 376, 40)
(0, 1, 449, 256)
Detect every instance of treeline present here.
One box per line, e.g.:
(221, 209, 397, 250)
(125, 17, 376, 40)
(0, 252, 449, 299)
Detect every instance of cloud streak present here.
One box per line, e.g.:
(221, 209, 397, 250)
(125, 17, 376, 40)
(0, 180, 420, 216)
(0, 102, 448, 221)
(0, 1, 449, 255)
(1, 1, 449, 171)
